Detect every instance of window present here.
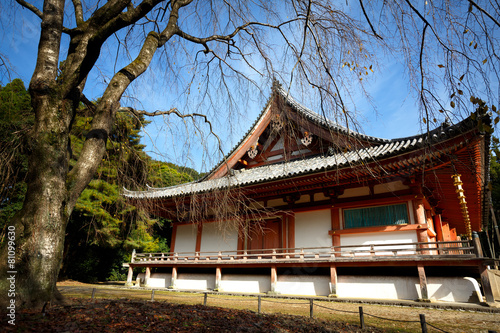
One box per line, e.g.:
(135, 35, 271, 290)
(344, 203, 409, 229)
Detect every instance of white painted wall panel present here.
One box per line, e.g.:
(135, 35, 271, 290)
(340, 231, 418, 255)
(174, 224, 197, 254)
(175, 273, 215, 290)
(336, 275, 419, 300)
(136, 273, 482, 303)
(220, 275, 270, 293)
(200, 222, 238, 254)
(276, 275, 330, 296)
(295, 209, 331, 248)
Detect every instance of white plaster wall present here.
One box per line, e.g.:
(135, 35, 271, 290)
(220, 275, 270, 293)
(425, 277, 482, 303)
(295, 209, 331, 249)
(336, 276, 481, 303)
(336, 275, 419, 300)
(175, 273, 215, 291)
(275, 275, 330, 296)
(200, 222, 238, 254)
(340, 231, 418, 256)
(136, 272, 482, 303)
(174, 224, 197, 254)
(138, 273, 172, 288)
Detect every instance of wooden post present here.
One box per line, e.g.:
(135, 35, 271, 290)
(331, 208, 341, 257)
(91, 288, 96, 301)
(203, 292, 208, 306)
(170, 267, 177, 289)
(215, 267, 222, 291)
(417, 264, 430, 302)
(145, 266, 151, 287)
(126, 266, 134, 286)
(258, 295, 261, 314)
(309, 299, 314, 318)
(359, 306, 365, 329)
(151, 290, 155, 301)
(473, 231, 484, 257)
(479, 264, 495, 303)
(420, 314, 428, 333)
(415, 199, 429, 254)
(270, 266, 277, 293)
(329, 265, 338, 297)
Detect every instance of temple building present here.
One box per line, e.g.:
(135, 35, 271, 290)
(123, 82, 499, 304)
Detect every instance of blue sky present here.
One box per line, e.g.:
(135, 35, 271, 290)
(0, 3, 451, 173)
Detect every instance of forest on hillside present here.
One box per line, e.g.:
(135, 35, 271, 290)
(0, 79, 201, 282)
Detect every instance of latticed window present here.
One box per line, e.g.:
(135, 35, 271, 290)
(344, 203, 409, 228)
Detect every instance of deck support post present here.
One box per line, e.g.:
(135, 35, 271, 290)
(269, 266, 278, 294)
(472, 231, 484, 257)
(144, 266, 151, 287)
(329, 265, 338, 298)
(126, 266, 134, 286)
(417, 264, 430, 302)
(169, 267, 177, 289)
(479, 264, 495, 303)
(215, 267, 222, 291)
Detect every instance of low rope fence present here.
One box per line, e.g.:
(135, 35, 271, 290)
(85, 288, 497, 333)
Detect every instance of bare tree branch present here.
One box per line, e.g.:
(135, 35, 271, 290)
(15, 0, 43, 20)
(119, 106, 226, 162)
(359, 0, 383, 40)
(71, 0, 84, 26)
(468, 0, 500, 28)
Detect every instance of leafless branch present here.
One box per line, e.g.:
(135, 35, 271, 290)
(15, 0, 42, 20)
(71, 0, 84, 26)
(119, 106, 225, 159)
(468, 0, 500, 28)
(359, 0, 383, 40)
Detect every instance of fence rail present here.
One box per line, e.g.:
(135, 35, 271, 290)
(131, 240, 476, 264)
(82, 287, 498, 333)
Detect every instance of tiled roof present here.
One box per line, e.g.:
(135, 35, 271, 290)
(201, 82, 389, 180)
(123, 81, 487, 200)
(122, 126, 466, 200)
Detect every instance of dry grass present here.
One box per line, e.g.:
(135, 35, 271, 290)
(58, 282, 500, 333)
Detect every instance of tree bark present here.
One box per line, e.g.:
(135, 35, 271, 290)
(0, 0, 69, 309)
(0, 0, 182, 310)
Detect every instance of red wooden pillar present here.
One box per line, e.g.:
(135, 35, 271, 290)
(195, 223, 203, 253)
(215, 267, 222, 291)
(331, 208, 341, 256)
(417, 264, 429, 302)
(170, 266, 177, 289)
(126, 266, 134, 286)
(434, 214, 444, 241)
(170, 224, 178, 253)
(287, 214, 295, 250)
(145, 266, 151, 287)
(414, 199, 429, 254)
(270, 266, 277, 293)
(329, 265, 338, 297)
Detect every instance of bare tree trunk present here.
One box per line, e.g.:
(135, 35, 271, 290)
(0, 0, 182, 309)
(0, 0, 70, 309)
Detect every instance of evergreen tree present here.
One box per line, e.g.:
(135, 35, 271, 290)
(0, 79, 196, 282)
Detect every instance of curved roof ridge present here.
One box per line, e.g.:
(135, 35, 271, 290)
(272, 82, 390, 144)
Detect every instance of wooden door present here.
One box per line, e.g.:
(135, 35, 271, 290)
(247, 219, 281, 253)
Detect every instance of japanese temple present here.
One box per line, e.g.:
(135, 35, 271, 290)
(123, 82, 499, 304)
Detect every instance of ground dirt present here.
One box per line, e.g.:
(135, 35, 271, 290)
(1, 280, 499, 332)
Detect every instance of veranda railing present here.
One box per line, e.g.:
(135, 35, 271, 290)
(130, 240, 478, 264)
